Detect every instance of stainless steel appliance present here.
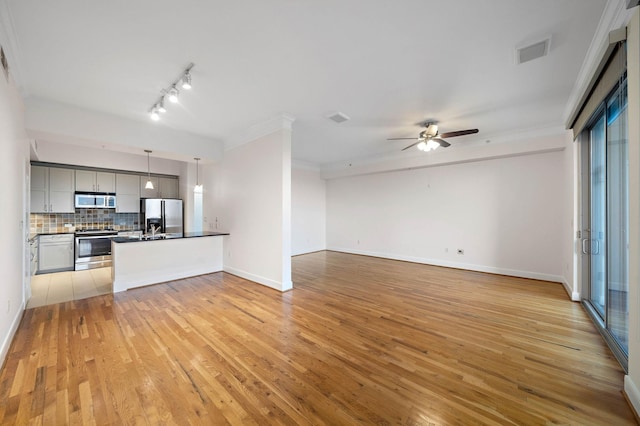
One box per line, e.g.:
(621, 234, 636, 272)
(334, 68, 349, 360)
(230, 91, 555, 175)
(75, 192, 116, 209)
(75, 228, 118, 270)
(141, 198, 183, 236)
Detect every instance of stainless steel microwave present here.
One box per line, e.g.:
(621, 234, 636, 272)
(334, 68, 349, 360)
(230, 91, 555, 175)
(74, 192, 116, 209)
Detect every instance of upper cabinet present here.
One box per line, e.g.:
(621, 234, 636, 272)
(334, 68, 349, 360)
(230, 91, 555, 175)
(159, 177, 179, 199)
(76, 170, 115, 193)
(140, 176, 159, 199)
(30, 163, 180, 213)
(31, 166, 75, 213)
(116, 174, 140, 213)
(140, 176, 178, 199)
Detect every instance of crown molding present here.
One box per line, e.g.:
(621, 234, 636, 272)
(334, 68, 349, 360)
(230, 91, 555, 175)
(225, 113, 296, 151)
(320, 125, 568, 180)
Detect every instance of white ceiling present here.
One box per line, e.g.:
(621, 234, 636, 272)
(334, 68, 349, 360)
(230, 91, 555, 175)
(3, 0, 607, 166)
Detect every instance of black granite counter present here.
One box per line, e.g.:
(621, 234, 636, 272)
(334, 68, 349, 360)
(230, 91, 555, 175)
(112, 231, 229, 243)
(29, 232, 75, 241)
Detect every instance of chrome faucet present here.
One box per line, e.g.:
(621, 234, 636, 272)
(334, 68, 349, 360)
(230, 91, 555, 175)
(150, 225, 160, 237)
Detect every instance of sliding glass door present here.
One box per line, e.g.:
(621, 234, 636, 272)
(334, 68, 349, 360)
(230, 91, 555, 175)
(588, 115, 606, 318)
(582, 77, 628, 368)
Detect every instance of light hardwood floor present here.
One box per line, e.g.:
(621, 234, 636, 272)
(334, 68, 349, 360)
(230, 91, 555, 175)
(0, 251, 635, 424)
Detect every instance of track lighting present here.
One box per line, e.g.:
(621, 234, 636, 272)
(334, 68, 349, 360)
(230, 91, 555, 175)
(182, 71, 192, 90)
(147, 63, 194, 121)
(157, 98, 166, 113)
(168, 86, 179, 103)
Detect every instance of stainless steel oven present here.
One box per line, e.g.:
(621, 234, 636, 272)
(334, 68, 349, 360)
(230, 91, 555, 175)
(75, 229, 118, 270)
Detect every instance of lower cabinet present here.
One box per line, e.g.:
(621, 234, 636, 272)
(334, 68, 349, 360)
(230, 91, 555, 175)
(38, 234, 75, 273)
(30, 237, 39, 275)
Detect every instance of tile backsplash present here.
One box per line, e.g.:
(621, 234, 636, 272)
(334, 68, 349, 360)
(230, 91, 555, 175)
(30, 210, 140, 234)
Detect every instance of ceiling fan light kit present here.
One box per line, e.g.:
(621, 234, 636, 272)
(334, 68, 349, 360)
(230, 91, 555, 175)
(417, 139, 441, 152)
(148, 63, 194, 121)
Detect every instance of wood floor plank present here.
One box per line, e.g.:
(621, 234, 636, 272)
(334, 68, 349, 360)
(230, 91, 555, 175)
(0, 251, 636, 424)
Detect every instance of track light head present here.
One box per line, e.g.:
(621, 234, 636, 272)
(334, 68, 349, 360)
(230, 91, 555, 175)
(157, 98, 167, 113)
(181, 71, 192, 90)
(168, 86, 179, 103)
(149, 108, 160, 121)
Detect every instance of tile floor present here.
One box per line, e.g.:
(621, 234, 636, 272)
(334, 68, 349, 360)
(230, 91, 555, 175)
(28, 267, 112, 308)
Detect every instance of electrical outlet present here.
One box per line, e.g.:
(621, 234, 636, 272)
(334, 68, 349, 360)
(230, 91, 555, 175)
(445, 248, 448, 253)
(457, 249, 464, 255)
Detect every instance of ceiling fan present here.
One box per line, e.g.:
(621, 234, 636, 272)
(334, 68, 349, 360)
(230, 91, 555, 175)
(388, 122, 479, 151)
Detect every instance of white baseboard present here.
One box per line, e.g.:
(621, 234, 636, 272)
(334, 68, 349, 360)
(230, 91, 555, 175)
(0, 300, 25, 368)
(327, 247, 564, 283)
(113, 265, 220, 293)
(625, 375, 640, 419)
(292, 246, 326, 256)
(561, 277, 581, 301)
(224, 265, 290, 292)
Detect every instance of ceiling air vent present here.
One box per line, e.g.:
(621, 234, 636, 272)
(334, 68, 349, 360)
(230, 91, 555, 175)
(516, 38, 550, 64)
(326, 111, 350, 124)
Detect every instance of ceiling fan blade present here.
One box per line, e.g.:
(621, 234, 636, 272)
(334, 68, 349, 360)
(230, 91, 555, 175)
(433, 138, 450, 148)
(402, 140, 422, 151)
(439, 129, 479, 138)
(387, 137, 418, 140)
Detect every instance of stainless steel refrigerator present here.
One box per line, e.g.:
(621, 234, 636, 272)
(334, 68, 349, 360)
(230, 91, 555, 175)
(141, 198, 183, 236)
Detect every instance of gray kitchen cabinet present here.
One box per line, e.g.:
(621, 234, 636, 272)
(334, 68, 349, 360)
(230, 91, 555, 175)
(140, 176, 159, 198)
(30, 166, 48, 213)
(116, 173, 140, 213)
(76, 170, 115, 192)
(31, 166, 75, 213)
(159, 177, 179, 198)
(140, 176, 179, 199)
(30, 236, 39, 275)
(38, 234, 74, 273)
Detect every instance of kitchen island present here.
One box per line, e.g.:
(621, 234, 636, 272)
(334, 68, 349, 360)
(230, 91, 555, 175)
(111, 231, 229, 292)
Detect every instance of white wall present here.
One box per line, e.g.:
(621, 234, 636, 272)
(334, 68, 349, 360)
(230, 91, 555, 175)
(562, 132, 579, 300)
(212, 128, 292, 291)
(292, 167, 326, 256)
(326, 150, 565, 282)
(0, 68, 29, 365)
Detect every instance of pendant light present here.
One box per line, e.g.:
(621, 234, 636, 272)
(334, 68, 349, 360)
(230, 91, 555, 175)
(145, 150, 154, 189)
(194, 157, 203, 193)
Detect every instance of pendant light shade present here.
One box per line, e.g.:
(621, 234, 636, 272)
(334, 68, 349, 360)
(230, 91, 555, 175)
(194, 157, 203, 193)
(145, 150, 154, 190)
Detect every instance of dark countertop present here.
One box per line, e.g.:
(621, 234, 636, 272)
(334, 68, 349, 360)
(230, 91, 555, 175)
(112, 231, 229, 243)
(30, 229, 142, 241)
(29, 232, 75, 241)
